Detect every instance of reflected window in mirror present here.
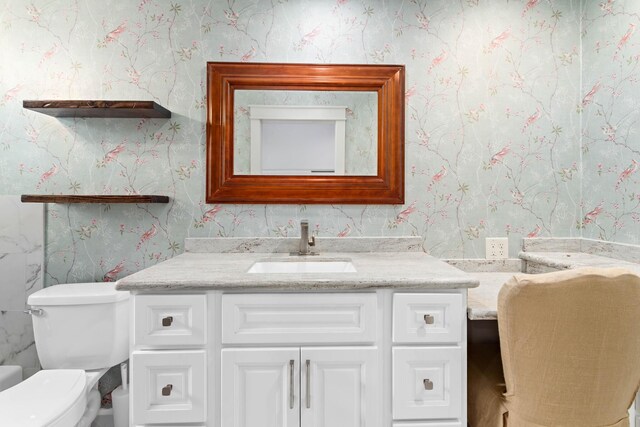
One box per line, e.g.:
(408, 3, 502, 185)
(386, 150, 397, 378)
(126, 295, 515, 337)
(249, 105, 346, 175)
(234, 90, 378, 177)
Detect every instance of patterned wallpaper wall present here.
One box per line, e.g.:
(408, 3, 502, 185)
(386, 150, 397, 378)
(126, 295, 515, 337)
(0, 0, 630, 286)
(581, 1, 640, 245)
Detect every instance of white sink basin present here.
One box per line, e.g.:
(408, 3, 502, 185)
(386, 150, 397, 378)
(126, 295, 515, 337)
(247, 260, 357, 274)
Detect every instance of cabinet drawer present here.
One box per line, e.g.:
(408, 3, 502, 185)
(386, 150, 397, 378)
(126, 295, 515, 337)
(393, 293, 462, 344)
(222, 293, 377, 344)
(131, 350, 206, 425)
(393, 347, 462, 421)
(134, 294, 206, 347)
(394, 423, 462, 427)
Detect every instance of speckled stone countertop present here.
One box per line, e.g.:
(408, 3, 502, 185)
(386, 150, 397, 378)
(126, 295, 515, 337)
(520, 251, 640, 273)
(465, 249, 640, 320)
(116, 237, 479, 291)
(466, 272, 520, 320)
(444, 259, 523, 321)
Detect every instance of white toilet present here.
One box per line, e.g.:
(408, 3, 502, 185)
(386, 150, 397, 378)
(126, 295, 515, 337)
(0, 283, 129, 426)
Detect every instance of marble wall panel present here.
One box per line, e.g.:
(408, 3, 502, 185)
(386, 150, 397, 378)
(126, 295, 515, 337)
(0, 196, 44, 372)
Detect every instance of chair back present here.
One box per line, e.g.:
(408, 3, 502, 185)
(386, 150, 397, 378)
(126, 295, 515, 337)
(498, 267, 640, 427)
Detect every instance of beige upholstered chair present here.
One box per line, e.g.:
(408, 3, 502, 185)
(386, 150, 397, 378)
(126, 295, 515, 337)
(468, 267, 640, 427)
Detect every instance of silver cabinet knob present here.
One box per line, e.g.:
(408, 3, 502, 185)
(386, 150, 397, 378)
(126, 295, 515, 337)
(162, 384, 173, 396)
(162, 316, 173, 327)
(423, 314, 434, 324)
(423, 379, 433, 390)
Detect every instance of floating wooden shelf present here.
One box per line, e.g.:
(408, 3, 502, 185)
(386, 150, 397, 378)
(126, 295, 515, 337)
(21, 195, 170, 204)
(23, 100, 171, 118)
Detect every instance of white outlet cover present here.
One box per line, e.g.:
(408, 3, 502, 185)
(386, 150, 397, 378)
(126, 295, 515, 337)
(486, 237, 509, 259)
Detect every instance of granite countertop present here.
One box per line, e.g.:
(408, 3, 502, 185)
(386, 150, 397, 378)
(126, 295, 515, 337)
(520, 251, 640, 273)
(116, 237, 479, 291)
(466, 250, 640, 320)
(467, 272, 520, 320)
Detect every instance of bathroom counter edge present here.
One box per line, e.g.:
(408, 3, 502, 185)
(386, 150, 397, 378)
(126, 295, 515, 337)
(115, 251, 479, 291)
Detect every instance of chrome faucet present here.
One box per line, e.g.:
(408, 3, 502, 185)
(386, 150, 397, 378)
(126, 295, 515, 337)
(298, 220, 316, 255)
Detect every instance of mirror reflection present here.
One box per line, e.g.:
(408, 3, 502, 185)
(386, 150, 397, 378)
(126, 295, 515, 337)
(233, 90, 378, 176)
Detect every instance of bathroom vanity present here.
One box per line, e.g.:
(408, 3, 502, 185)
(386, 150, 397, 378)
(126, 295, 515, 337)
(116, 237, 478, 427)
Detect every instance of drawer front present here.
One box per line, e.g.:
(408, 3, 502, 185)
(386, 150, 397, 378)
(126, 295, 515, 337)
(394, 423, 462, 427)
(392, 347, 462, 421)
(131, 350, 206, 425)
(222, 293, 377, 344)
(134, 294, 206, 347)
(393, 293, 462, 344)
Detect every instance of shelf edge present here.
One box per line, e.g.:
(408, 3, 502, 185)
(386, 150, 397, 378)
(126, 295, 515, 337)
(21, 195, 170, 204)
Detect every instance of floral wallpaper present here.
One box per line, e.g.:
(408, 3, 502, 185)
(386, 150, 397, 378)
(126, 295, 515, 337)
(581, 1, 640, 245)
(1, 0, 620, 286)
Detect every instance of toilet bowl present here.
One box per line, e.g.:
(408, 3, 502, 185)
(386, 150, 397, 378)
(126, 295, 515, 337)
(0, 283, 129, 426)
(0, 370, 88, 426)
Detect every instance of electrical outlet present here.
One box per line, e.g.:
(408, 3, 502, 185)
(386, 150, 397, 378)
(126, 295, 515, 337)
(486, 237, 509, 259)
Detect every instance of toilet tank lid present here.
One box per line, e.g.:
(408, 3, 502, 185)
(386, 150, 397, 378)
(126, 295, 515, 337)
(28, 283, 130, 306)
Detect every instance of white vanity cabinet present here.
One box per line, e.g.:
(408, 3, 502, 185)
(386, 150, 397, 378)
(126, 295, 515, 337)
(128, 289, 467, 427)
(221, 347, 379, 427)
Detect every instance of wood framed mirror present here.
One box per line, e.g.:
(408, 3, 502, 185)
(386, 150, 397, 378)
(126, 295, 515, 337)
(206, 62, 405, 204)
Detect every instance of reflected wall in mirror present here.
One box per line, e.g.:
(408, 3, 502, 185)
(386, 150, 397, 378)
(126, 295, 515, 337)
(233, 90, 378, 176)
(206, 62, 405, 204)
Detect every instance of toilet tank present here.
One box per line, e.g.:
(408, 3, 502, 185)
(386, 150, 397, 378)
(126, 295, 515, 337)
(27, 283, 130, 370)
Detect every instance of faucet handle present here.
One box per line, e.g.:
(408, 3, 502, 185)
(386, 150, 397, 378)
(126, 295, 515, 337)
(298, 219, 317, 255)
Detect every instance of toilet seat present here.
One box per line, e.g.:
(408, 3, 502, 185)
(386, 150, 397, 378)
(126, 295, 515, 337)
(0, 369, 87, 426)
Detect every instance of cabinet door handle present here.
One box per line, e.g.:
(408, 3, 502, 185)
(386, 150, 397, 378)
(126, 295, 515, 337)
(162, 384, 173, 396)
(423, 379, 433, 390)
(305, 359, 311, 409)
(162, 316, 173, 327)
(423, 314, 434, 325)
(289, 359, 295, 409)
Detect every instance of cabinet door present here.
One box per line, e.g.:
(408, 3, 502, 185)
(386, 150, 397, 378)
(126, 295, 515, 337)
(221, 348, 300, 427)
(301, 347, 379, 427)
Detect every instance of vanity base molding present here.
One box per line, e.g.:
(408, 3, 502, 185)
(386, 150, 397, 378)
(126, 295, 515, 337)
(129, 289, 468, 426)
